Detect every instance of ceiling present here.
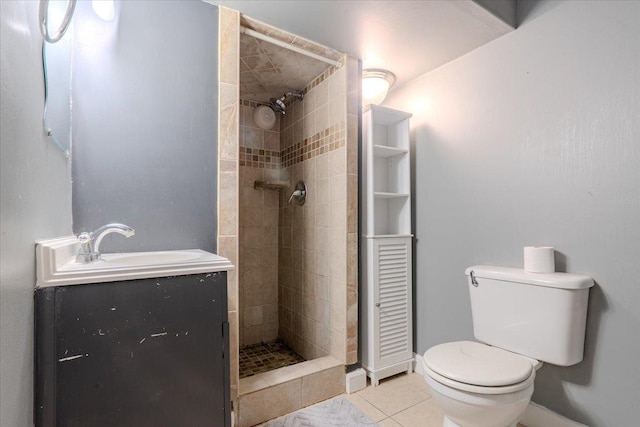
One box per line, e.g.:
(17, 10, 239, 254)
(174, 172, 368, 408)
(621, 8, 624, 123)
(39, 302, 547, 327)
(212, 0, 516, 92)
(239, 32, 332, 102)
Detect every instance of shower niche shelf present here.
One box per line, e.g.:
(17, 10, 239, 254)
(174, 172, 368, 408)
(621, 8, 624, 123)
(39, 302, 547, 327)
(361, 105, 413, 386)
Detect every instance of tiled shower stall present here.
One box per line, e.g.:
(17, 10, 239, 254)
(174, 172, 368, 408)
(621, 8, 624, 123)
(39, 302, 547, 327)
(217, 8, 360, 426)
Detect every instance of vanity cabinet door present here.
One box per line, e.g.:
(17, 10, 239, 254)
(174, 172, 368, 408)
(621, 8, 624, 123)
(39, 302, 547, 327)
(35, 272, 230, 427)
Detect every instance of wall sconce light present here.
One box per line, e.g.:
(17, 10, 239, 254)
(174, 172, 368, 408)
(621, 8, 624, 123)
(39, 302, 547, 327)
(92, 0, 115, 21)
(362, 69, 396, 106)
(39, 0, 77, 43)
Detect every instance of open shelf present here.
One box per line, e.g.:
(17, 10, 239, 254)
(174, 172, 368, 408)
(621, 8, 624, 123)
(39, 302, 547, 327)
(373, 145, 408, 158)
(363, 105, 413, 237)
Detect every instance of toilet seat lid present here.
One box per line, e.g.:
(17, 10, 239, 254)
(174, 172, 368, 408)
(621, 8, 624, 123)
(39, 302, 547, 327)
(424, 341, 533, 387)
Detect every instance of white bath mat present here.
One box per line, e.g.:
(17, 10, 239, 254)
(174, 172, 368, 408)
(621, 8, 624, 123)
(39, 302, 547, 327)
(260, 396, 379, 427)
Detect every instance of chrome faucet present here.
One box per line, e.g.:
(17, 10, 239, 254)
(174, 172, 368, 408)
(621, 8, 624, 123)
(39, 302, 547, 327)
(76, 223, 135, 263)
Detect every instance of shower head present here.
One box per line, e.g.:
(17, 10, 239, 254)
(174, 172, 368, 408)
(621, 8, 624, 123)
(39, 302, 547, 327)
(268, 90, 305, 115)
(269, 98, 287, 114)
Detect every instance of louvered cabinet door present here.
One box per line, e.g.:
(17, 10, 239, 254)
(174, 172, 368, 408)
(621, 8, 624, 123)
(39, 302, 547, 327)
(372, 236, 413, 368)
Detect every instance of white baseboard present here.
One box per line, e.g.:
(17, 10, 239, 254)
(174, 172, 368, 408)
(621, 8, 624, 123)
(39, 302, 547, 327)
(346, 368, 367, 394)
(413, 351, 424, 375)
(412, 353, 586, 427)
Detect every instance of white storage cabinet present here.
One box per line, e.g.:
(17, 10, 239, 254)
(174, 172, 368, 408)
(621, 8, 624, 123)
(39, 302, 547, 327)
(361, 105, 413, 386)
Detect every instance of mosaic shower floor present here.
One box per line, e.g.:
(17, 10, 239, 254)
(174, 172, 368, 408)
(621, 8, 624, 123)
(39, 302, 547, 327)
(239, 340, 305, 378)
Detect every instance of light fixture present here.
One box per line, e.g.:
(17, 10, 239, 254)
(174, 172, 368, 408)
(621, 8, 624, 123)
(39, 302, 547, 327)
(92, 0, 115, 21)
(362, 69, 396, 106)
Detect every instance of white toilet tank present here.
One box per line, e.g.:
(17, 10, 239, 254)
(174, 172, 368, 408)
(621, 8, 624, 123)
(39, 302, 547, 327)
(465, 265, 594, 366)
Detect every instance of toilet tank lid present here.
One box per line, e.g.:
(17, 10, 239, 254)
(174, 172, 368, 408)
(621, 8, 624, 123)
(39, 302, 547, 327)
(465, 265, 594, 290)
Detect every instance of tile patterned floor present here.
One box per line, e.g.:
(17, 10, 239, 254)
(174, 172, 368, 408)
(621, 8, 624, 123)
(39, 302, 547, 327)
(260, 372, 527, 427)
(239, 340, 305, 379)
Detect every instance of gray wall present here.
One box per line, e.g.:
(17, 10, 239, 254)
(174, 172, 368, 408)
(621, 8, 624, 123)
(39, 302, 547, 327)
(385, 0, 640, 425)
(72, 1, 219, 253)
(0, 2, 73, 426)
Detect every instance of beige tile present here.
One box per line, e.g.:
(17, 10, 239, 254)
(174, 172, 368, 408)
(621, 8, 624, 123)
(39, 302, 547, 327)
(329, 101, 346, 128)
(329, 277, 346, 308)
(264, 130, 280, 151)
(240, 360, 320, 395)
(315, 320, 329, 350)
(346, 114, 359, 173)
(402, 373, 431, 394)
(303, 111, 317, 139)
(220, 159, 237, 173)
(357, 378, 430, 416)
(346, 298, 358, 353)
(328, 227, 347, 255)
(309, 355, 343, 370)
(346, 175, 358, 232)
(317, 178, 330, 205)
(316, 153, 329, 179)
(328, 328, 346, 362)
(238, 379, 302, 427)
(244, 305, 263, 327)
(329, 201, 347, 227)
(329, 147, 346, 177)
(303, 156, 316, 183)
(243, 127, 264, 149)
(328, 251, 346, 281)
(227, 270, 238, 312)
(301, 366, 345, 407)
(343, 393, 387, 422)
(378, 418, 402, 427)
(392, 399, 444, 427)
(218, 8, 239, 85)
(330, 174, 346, 202)
(303, 87, 317, 116)
(218, 83, 239, 161)
(241, 105, 255, 128)
(228, 310, 239, 400)
(316, 103, 329, 132)
(329, 303, 345, 334)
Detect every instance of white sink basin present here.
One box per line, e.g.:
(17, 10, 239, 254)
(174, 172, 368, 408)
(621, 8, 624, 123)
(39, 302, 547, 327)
(103, 251, 203, 265)
(36, 236, 234, 287)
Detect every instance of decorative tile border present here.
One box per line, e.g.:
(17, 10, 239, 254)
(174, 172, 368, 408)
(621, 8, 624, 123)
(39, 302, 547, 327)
(282, 122, 345, 167)
(240, 122, 345, 169)
(241, 99, 261, 108)
(240, 146, 281, 169)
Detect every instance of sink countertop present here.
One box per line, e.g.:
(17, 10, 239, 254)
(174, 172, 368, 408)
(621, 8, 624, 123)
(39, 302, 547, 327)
(36, 236, 234, 287)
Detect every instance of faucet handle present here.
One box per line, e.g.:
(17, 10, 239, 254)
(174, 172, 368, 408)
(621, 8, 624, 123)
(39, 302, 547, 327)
(77, 232, 91, 243)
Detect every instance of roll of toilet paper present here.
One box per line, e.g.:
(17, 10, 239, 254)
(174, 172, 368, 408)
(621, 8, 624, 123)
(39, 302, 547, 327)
(524, 246, 555, 273)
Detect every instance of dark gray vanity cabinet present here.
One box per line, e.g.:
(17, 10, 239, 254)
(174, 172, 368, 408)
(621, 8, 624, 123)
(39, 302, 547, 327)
(35, 273, 230, 427)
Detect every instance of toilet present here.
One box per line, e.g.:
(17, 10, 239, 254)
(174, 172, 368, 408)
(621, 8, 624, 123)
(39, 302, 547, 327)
(422, 265, 594, 427)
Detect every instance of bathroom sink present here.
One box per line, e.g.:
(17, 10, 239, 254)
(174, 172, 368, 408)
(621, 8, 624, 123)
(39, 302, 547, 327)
(102, 251, 203, 265)
(36, 236, 234, 287)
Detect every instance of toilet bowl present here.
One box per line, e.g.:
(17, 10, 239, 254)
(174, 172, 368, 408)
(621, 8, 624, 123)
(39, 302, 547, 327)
(421, 265, 594, 427)
(422, 341, 538, 427)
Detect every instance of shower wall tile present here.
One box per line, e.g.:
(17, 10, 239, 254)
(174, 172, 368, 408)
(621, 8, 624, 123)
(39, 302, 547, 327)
(239, 100, 281, 348)
(275, 58, 357, 364)
(219, 7, 239, 85)
(219, 83, 239, 161)
(217, 6, 240, 402)
(345, 56, 360, 365)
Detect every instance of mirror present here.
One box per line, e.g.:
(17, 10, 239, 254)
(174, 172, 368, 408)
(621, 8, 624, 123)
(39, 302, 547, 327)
(42, 0, 77, 155)
(43, 0, 220, 253)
